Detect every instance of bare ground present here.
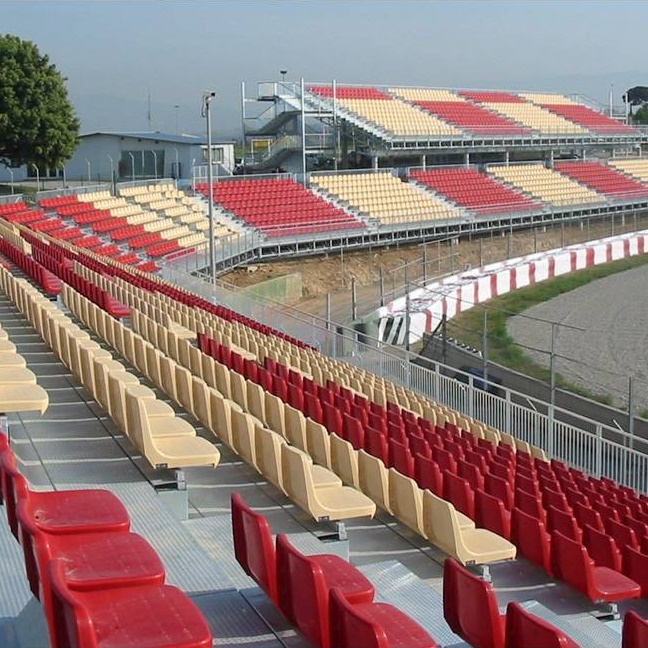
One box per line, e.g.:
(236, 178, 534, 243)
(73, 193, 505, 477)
(222, 213, 648, 320)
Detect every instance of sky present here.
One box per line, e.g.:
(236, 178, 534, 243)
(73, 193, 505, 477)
(2, 0, 647, 138)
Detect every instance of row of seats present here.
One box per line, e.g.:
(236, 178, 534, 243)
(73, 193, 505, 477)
(555, 161, 648, 198)
(444, 556, 648, 648)
(311, 172, 463, 224)
(198, 332, 516, 566)
(411, 167, 541, 214)
(232, 493, 439, 648)
(0, 437, 213, 648)
(60, 283, 220, 470)
(307, 85, 637, 138)
(197, 177, 364, 237)
(40, 220, 648, 596)
(488, 164, 605, 206)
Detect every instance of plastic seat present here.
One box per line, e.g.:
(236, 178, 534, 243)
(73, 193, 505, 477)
(547, 505, 582, 543)
(1, 449, 130, 540)
(511, 507, 552, 574)
(622, 545, 648, 597)
(276, 533, 375, 647)
(623, 610, 648, 648)
(573, 500, 604, 533)
(444, 471, 475, 519)
(388, 468, 424, 535)
(414, 454, 444, 497)
(485, 473, 514, 510)
(583, 523, 622, 571)
(515, 488, 547, 527)
(423, 490, 516, 566)
(475, 488, 511, 540)
(281, 445, 376, 522)
(48, 559, 212, 648)
(329, 586, 438, 648)
(505, 601, 580, 648)
(17, 500, 165, 648)
(551, 530, 641, 603)
(442, 557, 505, 648)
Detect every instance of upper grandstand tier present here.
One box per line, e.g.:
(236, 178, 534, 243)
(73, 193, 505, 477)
(303, 83, 644, 144)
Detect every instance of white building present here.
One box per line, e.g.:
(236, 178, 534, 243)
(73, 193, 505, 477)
(0, 131, 235, 185)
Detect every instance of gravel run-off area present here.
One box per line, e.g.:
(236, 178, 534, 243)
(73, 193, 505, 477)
(507, 265, 648, 410)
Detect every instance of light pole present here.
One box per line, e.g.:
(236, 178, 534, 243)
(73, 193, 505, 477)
(128, 152, 135, 182)
(60, 165, 66, 188)
(31, 163, 40, 190)
(174, 105, 180, 133)
(172, 147, 179, 185)
(7, 167, 14, 194)
(107, 154, 114, 186)
(203, 91, 216, 283)
(85, 159, 91, 183)
(151, 150, 158, 180)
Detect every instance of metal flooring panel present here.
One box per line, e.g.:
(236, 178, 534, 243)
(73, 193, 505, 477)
(0, 513, 32, 619)
(191, 589, 296, 648)
(358, 560, 469, 648)
(103, 482, 239, 593)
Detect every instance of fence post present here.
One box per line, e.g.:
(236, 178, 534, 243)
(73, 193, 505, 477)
(351, 278, 357, 321)
(595, 423, 603, 480)
(379, 266, 384, 307)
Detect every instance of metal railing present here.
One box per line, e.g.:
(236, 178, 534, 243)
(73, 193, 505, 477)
(161, 262, 648, 494)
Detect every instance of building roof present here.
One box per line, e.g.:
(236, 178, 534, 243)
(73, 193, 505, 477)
(80, 131, 234, 146)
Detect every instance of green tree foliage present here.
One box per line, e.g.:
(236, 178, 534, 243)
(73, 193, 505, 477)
(634, 104, 648, 125)
(0, 34, 79, 169)
(625, 86, 648, 106)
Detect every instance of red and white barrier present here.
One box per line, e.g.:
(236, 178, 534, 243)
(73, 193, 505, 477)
(377, 230, 648, 344)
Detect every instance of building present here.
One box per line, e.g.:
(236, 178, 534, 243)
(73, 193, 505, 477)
(0, 131, 235, 185)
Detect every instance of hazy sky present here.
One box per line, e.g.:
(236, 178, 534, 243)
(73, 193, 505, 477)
(3, 0, 647, 137)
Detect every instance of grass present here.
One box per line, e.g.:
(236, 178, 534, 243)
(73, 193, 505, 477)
(446, 252, 648, 406)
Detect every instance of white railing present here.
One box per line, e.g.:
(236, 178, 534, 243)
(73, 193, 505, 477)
(162, 264, 648, 494)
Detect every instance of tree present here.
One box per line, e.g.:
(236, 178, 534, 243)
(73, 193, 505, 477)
(0, 34, 79, 170)
(625, 86, 648, 106)
(634, 104, 648, 125)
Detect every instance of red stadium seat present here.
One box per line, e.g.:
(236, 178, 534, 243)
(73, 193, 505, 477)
(276, 534, 375, 648)
(48, 559, 212, 648)
(623, 610, 648, 648)
(505, 601, 580, 648)
(511, 507, 552, 574)
(443, 557, 505, 648)
(329, 586, 438, 648)
(551, 531, 640, 603)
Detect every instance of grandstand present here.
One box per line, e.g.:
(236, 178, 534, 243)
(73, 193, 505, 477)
(3, 76, 648, 648)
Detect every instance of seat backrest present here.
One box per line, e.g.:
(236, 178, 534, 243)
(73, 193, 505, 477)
(607, 518, 639, 552)
(511, 507, 552, 574)
(230, 493, 277, 603)
(329, 587, 384, 648)
(475, 488, 510, 540)
(422, 490, 460, 557)
(16, 498, 55, 598)
(358, 450, 391, 513)
(623, 610, 648, 648)
(264, 392, 286, 436)
(453, 553, 505, 648)
(551, 530, 593, 598)
(280, 444, 315, 513)
(573, 500, 604, 532)
(547, 505, 582, 543)
(330, 433, 359, 488)
(414, 454, 444, 497)
(505, 601, 579, 648)
(442, 558, 464, 636)
(484, 473, 513, 510)
(306, 419, 331, 470)
(276, 534, 329, 646)
(622, 545, 648, 598)
(230, 409, 257, 467)
(0, 448, 28, 538)
(255, 426, 287, 492)
(444, 470, 475, 520)
(582, 523, 621, 571)
(388, 468, 423, 534)
(49, 559, 97, 648)
(515, 488, 546, 525)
